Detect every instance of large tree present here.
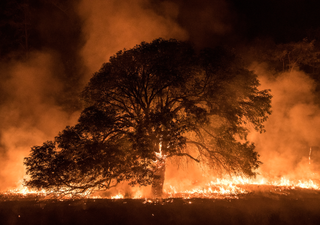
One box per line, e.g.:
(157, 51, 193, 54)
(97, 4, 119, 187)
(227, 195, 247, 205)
(24, 39, 272, 197)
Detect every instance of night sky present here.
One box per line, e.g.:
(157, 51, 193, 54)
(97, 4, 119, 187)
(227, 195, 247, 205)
(1, 0, 320, 190)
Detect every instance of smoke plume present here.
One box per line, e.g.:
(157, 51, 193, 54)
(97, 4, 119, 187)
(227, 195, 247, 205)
(0, 52, 80, 190)
(249, 65, 320, 180)
(78, 0, 188, 80)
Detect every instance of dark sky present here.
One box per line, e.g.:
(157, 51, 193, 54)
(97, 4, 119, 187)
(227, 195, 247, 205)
(172, 0, 320, 46)
(228, 0, 320, 43)
(1, 0, 320, 190)
(2, 0, 320, 56)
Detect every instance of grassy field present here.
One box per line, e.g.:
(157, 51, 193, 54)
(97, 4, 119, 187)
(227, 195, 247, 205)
(1, 188, 320, 225)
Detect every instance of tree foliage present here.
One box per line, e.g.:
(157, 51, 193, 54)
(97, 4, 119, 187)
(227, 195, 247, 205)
(24, 39, 272, 195)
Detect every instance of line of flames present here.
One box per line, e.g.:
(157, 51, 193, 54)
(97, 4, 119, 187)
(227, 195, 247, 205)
(2, 176, 319, 200)
(163, 177, 320, 199)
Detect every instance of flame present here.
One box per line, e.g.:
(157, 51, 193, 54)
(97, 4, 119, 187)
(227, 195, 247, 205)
(162, 176, 320, 199)
(165, 182, 247, 199)
(164, 177, 248, 199)
(1, 175, 319, 200)
(111, 194, 124, 199)
(155, 141, 167, 161)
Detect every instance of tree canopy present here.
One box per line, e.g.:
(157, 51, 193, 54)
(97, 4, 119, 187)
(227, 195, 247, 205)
(24, 38, 272, 195)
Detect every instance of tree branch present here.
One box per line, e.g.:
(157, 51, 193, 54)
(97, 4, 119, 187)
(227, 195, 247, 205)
(167, 153, 200, 162)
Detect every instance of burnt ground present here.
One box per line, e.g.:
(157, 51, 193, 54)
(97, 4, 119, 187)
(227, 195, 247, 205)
(0, 187, 320, 225)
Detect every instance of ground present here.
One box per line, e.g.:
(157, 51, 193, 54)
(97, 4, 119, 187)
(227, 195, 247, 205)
(1, 187, 320, 225)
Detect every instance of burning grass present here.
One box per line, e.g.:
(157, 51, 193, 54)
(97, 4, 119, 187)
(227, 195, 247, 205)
(1, 176, 320, 201)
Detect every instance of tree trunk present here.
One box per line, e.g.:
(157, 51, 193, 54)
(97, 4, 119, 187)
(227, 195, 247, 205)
(151, 161, 166, 197)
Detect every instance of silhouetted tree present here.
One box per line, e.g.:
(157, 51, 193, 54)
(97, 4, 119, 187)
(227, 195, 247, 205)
(24, 39, 272, 197)
(273, 38, 320, 72)
(247, 38, 320, 74)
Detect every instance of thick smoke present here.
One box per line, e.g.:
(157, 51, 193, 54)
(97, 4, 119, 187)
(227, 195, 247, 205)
(249, 65, 320, 180)
(0, 52, 80, 191)
(77, 0, 237, 80)
(168, 0, 235, 48)
(78, 0, 188, 79)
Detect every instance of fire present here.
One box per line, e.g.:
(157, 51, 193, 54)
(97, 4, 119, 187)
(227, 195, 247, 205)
(0, 178, 94, 199)
(2, 175, 319, 201)
(5, 186, 48, 196)
(271, 178, 319, 189)
(111, 194, 124, 199)
(154, 141, 167, 163)
(162, 176, 320, 199)
(164, 178, 248, 199)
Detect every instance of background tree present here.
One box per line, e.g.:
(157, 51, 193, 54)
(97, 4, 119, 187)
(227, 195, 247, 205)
(244, 37, 320, 102)
(246, 38, 320, 74)
(272, 38, 320, 73)
(24, 39, 272, 197)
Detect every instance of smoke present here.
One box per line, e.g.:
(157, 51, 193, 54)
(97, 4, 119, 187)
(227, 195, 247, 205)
(0, 52, 80, 191)
(78, 0, 188, 79)
(77, 0, 239, 79)
(249, 65, 320, 180)
(169, 0, 235, 48)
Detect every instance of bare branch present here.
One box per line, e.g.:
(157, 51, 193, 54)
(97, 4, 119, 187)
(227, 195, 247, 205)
(167, 153, 200, 162)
